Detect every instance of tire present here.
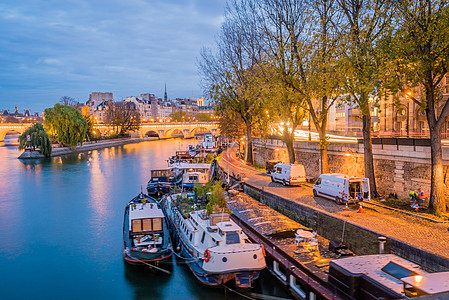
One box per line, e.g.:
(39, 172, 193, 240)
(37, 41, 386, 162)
(313, 189, 317, 197)
(271, 176, 275, 182)
(283, 179, 287, 186)
(335, 197, 342, 205)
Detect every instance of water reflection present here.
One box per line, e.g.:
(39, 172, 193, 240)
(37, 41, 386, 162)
(0, 139, 293, 299)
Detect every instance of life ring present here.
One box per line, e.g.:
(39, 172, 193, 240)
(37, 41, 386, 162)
(261, 245, 266, 257)
(203, 249, 211, 262)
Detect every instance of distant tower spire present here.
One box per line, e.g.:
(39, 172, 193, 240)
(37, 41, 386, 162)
(164, 83, 168, 101)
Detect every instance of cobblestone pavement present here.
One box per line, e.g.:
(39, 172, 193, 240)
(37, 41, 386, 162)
(219, 151, 449, 261)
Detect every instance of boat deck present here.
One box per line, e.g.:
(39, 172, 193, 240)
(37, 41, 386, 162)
(227, 190, 346, 300)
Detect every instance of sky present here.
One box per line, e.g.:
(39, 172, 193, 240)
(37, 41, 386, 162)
(0, 0, 226, 113)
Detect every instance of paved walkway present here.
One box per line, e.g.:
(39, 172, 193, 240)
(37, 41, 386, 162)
(218, 150, 449, 263)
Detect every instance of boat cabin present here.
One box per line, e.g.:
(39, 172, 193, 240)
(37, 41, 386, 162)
(129, 203, 165, 246)
(329, 254, 449, 299)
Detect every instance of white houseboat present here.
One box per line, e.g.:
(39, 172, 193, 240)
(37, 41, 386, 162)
(162, 192, 266, 288)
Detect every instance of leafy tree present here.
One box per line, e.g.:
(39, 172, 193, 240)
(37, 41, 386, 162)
(196, 113, 212, 122)
(170, 111, 190, 122)
(81, 106, 94, 141)
(306, 0, 345, 173)
(44, 103, 88, 150)
(19, 123, 52, 157)
(382, 0, 449, 215)
(105, 101, 140, 135)
(336, 0, 393, 195)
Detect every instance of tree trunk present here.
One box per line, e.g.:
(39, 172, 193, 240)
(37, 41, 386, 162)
(284, 130, 296, 163)
(362, 113, 377, 195)
(317, 128, 329, 173)
(428, 126, 446, 215)
(245, 120, 253, 164)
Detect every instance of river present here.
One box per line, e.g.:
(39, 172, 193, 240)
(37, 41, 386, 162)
(0, 139, 292, 300)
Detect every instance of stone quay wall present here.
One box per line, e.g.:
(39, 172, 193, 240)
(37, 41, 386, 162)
(252, 137, 449, 201)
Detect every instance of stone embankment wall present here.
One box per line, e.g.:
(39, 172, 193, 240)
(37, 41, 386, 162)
(253, 138, 449, 200)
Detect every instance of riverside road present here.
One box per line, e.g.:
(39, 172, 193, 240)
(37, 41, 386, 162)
(219, 150, 449, 263)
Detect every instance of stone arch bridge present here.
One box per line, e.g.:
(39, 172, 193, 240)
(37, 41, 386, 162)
(96, 122, 219, 139)
(0, 122, 219, 141)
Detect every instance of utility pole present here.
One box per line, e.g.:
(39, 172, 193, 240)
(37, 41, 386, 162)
(227, 137, 230, 185)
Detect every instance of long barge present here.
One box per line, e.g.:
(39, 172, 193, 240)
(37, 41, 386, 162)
(226, 189, 449, 300)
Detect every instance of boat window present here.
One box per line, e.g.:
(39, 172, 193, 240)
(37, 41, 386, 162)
(189, 233, 193, 241)
(201, 232, 206, 244)
(276, 167, 282, 173)
(132, 218, 162, 233)
(381, 262, 417, 279)
(226, 231, 240, 244)
(142, 219, 152, 231)
(189, 175, 198, 181)
(132, 219, 142, 232)
(153, 218, 162, 231)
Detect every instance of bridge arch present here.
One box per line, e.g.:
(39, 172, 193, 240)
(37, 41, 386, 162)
(190, 127, 211, 136)
(0, 129, 23, 142)
(144, 130, 160, 138)
(164, 128, 185, 138)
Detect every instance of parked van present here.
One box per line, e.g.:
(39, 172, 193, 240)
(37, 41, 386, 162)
(271, 163, 306, 186)
(313, 173, 370, 204)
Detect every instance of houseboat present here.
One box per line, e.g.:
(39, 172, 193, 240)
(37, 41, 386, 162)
(147, 169, 172, 196)
(161, 192, 266, 288)
(123, 193, 172, 266)
(168, 162, 212, 189)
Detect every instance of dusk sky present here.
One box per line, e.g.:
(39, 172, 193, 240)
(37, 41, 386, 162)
(0, 0, 226, 113)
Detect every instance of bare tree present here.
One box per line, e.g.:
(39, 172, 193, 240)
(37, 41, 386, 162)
(59, 96, 78, 107)
(105, 101, 141, 136)
(199, 1, 266, 164)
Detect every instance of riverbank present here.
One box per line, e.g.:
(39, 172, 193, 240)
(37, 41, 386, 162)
(18, 137, 156, 159)
(216, 151, 449, 272)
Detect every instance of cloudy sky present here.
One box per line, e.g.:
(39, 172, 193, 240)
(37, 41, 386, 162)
(0, 0, 226, 113)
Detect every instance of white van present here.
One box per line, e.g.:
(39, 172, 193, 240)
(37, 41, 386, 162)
(271, 163, 306, 186)
(313, 174, 370, 204)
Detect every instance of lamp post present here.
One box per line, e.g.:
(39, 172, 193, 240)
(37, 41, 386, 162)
(405, 91, 412, 137)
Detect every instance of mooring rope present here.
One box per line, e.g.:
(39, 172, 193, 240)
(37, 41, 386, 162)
(221, 284, 257, 300)
(128, 255, 171, 274)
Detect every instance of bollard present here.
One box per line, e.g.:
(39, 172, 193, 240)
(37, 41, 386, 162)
(378, 236, 386, 254)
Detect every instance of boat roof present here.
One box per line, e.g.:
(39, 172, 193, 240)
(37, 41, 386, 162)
(401, 272, 449, 294)
(129, 203, 165, 220)
(330, 254, 428, 294)
(172, 163, 211, 170)
(217, 221, 240, 232)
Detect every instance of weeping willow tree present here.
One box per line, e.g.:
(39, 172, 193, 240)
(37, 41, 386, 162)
(44, 103, 88, 150)
(19, 123, 52, 157)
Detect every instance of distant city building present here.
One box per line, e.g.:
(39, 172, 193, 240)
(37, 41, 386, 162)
(85, 92, 114, 123)
(84, 88, 214, 123)
(1, 105, 40, 123)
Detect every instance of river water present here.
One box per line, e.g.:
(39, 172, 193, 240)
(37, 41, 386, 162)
(0, 139, 291, 300)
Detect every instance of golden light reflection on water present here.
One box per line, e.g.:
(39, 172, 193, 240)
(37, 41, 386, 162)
(88, 150, 108, 218)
